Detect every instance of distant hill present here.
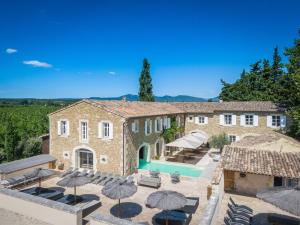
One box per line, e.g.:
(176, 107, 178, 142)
(90, 94, 218, 102)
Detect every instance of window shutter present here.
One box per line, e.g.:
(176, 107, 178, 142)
(254, 115, 259, 126)
(57, 121, 61, 135)
(194, 116, 199, 124)
(136, 120, 139, 132)
(109, 122, 113, 139)
(150, 120, 152, 133)
(280, 115, 286, 128)
(98, 122, 103, 138)
(219, 114, 224, 125)
(160, 118, 163, 130)
(145, 120, 148, 135)
(232, 115, 236, 125)
(236, 136, 240, 142)
(240, 115, 245, 126)
(132, 122, 136, 132)
(267, 115, 272, 127)
(155, 119, 158, 132)
(167, 118, 171, 128)
(204, 117, 208, 124)
(66, 121, 70, 136)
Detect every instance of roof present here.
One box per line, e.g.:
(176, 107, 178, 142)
(221, 146, 300, 178)
(231, 132, 300, 153)
(0, 154, 56, 174)
(173, 101, 283, 113)
(85, 100, 185, 118)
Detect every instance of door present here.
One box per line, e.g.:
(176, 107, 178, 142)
(224, 170, 235, 191)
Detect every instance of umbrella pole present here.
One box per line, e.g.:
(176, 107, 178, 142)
(38, 178, 41, 194)
(74, 186, 77, 204)
(165, 210, 168, 225)
(118, 199, 121, 217)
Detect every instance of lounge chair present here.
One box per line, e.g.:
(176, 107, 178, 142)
(56, 194, 83, 205)
(177, 197, 199, 214)
(153, 210, 192, 225)
(59, 167, 73, 178)
(126, 175, 135, 184)
(66, 169, 79, 177)
(228, 204, 253, 216)
(4, 175, 27, 188)
(86, 170, 94, 178)
(99, 174, 114, 186)
(171, 172, 180, 184)
(138, 175, 161, 188)
(227, 211, 250, 224)
(105, 175, 121, 186)
(224, 216, 247, 225)
(227, 209, 252, 221)
(94, 173, 107, 184)
(91, 171, 101, 183)
(229, 197, 253, 213)
(150, 170, 160, 178)
(78, 169, 88, 176)
(21, 187, 48, 195)
(37, 190, 64, 200)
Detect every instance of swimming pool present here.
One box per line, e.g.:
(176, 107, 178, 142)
(138, 160, 202, 177)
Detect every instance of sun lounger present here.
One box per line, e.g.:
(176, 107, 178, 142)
(150, 170, 160, 178)
(66, 169, 79, 177)
(37, 190, 64, 200)
(224, 216, 247, 225)
(228, 204, 253, 216)
(95, 173, 109, 185)
(126, 175, 135, 184)
(91, 172, 101, 183)
(21, 187, 48, 195)
(227, 209, 251, 221)
(229, 197, 253, 213)
(105, 175, 121, 186)
(153, 210, 192, 225)
(227, 211, 250, 224)
(171, 172, 180, 184)
(99, 174, 114, 186)
(4, 175, 27, 188)
(60, 167, 73, 178)
(177, 197, 199, 214)
(86, 170, 94, 178)
(78, 169, 88, 176)
(56, 194, 83, 205)
(138, 175, 161, 188)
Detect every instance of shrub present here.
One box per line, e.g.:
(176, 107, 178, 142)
(209, 133, 230, 151)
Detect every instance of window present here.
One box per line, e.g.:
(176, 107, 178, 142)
(229, 135, 236, 143)
(78, 150, 93, 169)
(163, 117, 168, 129)
(224, 115, 232, 125)
(103, 122, 110, 138)
(80, 121, 88, 141)
(245, 115, 254, 126)
(272, 115, 281, 127)
(155, 118, 162, 132)
(60, 121, 67, 135)
(198, 116, 205, 124)
(274, 177, 283, 187)
(188, 115, 194, 122)
(285, 178, 298, 188)
(145, 119, 152, 135)
(131, 120, 139, 133)
(176, 116, 181, 127)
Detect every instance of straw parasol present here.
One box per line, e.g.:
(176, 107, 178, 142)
(102, 179, 137, 217)
(25, 168, 55, 188)
(57, 174, 91, 203)
(257, 186, 300, 216)
(146, 190, 187, 225)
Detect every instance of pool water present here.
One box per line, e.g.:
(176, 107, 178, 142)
(138, 160, 202, 177)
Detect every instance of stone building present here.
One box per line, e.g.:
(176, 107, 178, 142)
(221, 146, 300, 195)
(48, 100, 288, 175)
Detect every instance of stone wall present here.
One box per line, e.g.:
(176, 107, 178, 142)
(185, 111, 286, 138)
(49, 101, 125, 175)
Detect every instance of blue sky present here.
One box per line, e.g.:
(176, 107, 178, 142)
(0, 0, 299, 98)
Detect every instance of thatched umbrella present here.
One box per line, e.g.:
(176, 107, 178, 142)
(57, 174, 91, 203)
(257, 186, 300, 216)
(146, 190, 187, 225)
(102, 180, 137, 217)
(25, 168, 55, 189)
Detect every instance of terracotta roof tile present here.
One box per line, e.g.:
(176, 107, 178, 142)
(221, 146, 300, 178)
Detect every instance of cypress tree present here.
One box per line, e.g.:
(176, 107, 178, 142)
(138, 58, 155, 102)
(271, 46, 284, 80)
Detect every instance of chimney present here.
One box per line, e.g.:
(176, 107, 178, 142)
(122, 96, 126, 102)
(219, 99, 223, 103)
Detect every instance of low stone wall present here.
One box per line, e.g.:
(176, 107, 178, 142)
(0, 188, 82, 225)
(89, 213, 140, 225)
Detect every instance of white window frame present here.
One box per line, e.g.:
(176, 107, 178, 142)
(196, 116, 206, 125)
(245, 114, 254, 126)
(131, 119, 139, 133)
(58, 119, 69, 137)
(224, 114, 233, 125)
(228, 135, 237, 143)
(155, 117, 163, 133)
(145, 119, 152, 136)
(272, 115, 281, 128)
(98, 121, 113, 140)
(79, 120, 88, 143)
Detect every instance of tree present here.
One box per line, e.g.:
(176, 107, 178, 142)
(138, 58, 155, 102)
(271, 46, 284, 80)
(4, 116, 19, 161)
(209, 133, 230, 151)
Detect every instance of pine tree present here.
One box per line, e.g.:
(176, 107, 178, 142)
(4, 116, 19, 161)
(138, 58, 155, 102)
(271, 46, 284, 80)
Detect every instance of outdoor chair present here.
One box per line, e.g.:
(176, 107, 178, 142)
(59, 167, 73, 178)
(37, 189, 64, 200)
(91, 171, 101, 183)
(86, 170, 94, 178)
(227, 209, 252, 221)
(229, 197, 253, 213)
(228, 204, 253, 216)
(101, 174, 114, 186)
(177, 197, 199, 214)
(97, 173, 111, 185)
(67, 168, 79, 177)
(21, 187, 48, 195)
(78, 169, 88, 176)
(224, 216, 248, 225)
(56, 194, 83, 205)
(150, 170, 160, 178)
(105, 175, 121, 186)
(138, 175, 161, 188)
(3, 175, 26, 188)
(153, 210, 192, 225)
(94, 173, 107, 184)
(227, 210, 250, 224)
(171, 172, 180, 184)
(126, 175, 135, 184)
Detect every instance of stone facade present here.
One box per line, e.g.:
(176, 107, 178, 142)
(184, 111, 287, 139)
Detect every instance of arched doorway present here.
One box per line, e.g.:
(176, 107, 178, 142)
(75, 149, 94, 170)
(137, 143, 150, 168)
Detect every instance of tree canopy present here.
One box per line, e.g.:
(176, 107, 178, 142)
(219, 30, 300, 140)
(138, 58, 155, 102)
